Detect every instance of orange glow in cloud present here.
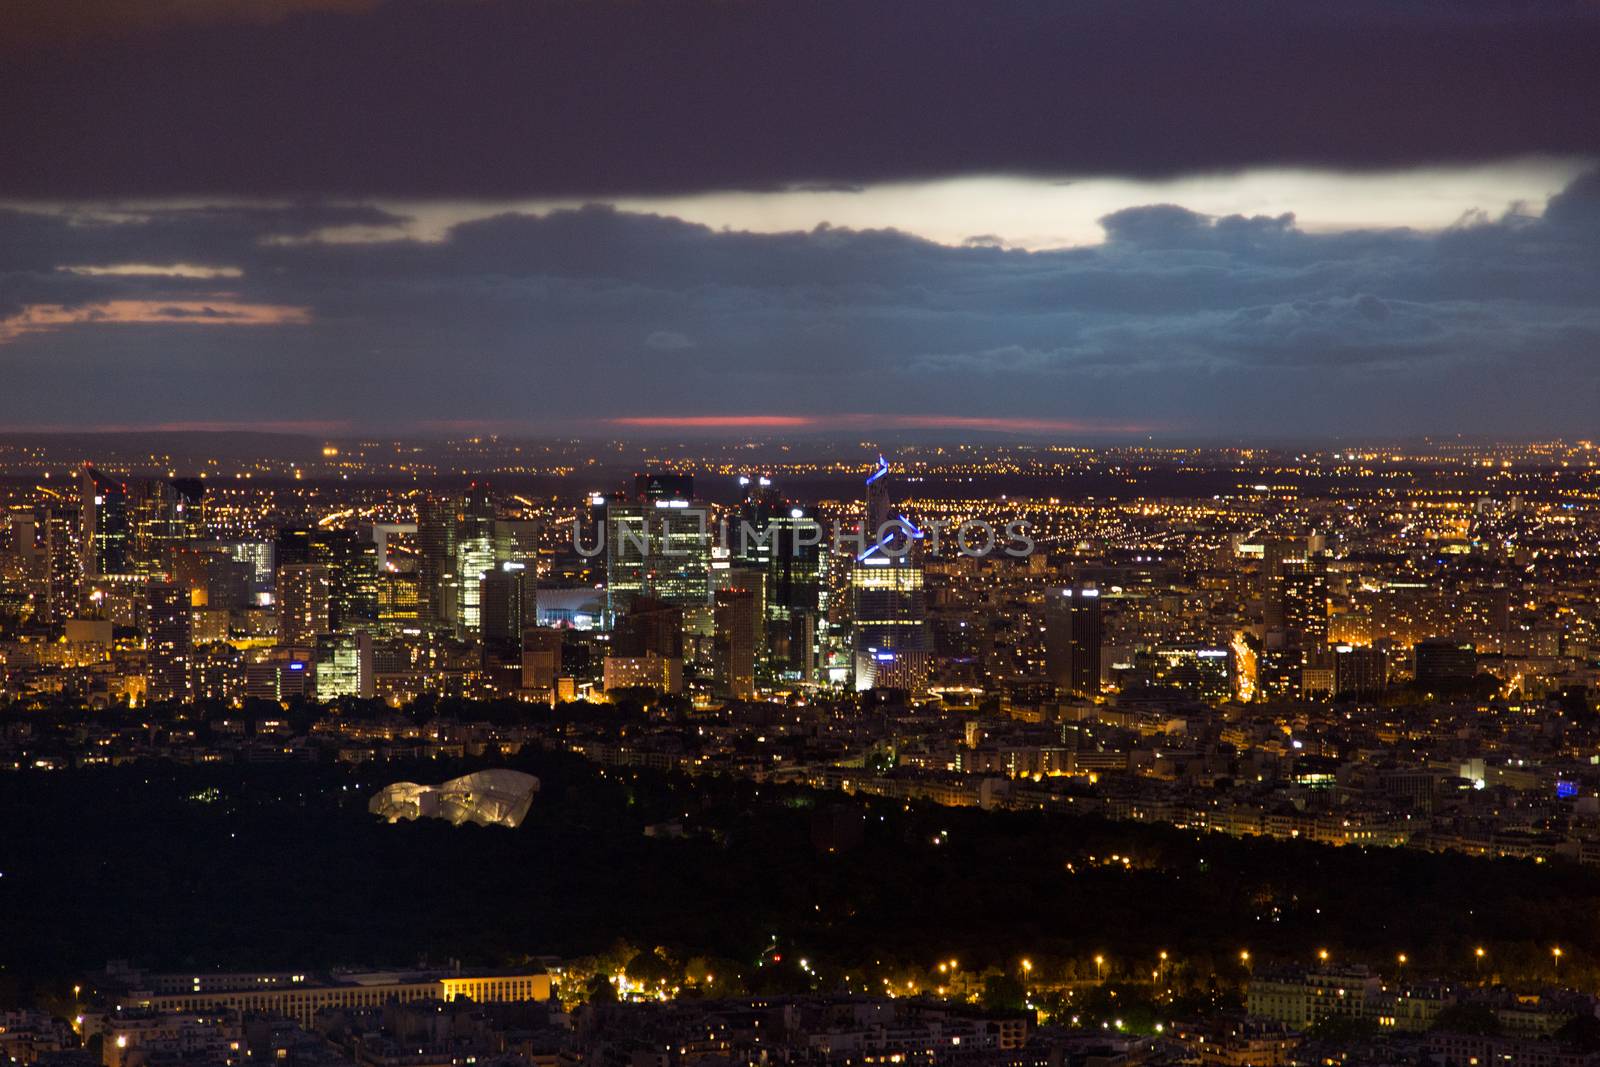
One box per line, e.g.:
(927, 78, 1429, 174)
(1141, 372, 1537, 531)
(0, 299, 311, 343)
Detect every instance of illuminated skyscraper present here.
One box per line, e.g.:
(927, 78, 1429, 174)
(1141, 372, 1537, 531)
(732, 476, 828, 682)
(454, 484, 495, 632)
(1150, 644, 1230, 703)
(315, 630, 374, 700)
(1267, 560, 1329, 645)
(190, 642, 245, 705)
(604, 473, 710, 624)
(142, 582, 191, 703)
(128, 477, 205, 576)
(278, 563, 332, 647)
(455, 533, 496, 634)
(850, 458, 930, 692)
(276, 526, 378, 632)
(713, 585, 759, 700)
(36, 505, 80, 622)
(376, 571, 423, 634)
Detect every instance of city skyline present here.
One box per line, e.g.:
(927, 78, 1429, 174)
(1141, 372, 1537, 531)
(11, 6, 1600, 1066)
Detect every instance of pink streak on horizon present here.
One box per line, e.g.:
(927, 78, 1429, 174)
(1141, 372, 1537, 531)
(608, 413, 1158, 434)
(879, 414, 1155, 434)
(610, 415, 821, 428)
(0, 419, 355, 435)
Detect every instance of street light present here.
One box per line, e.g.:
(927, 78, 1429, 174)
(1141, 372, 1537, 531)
(1094, 955, 1105, 980)
(1317, 949, 1329, 963)
(1553, 947, 1563, 973)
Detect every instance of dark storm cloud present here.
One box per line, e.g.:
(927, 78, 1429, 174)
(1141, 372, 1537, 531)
(1, 0, 1598, 198)
(3, 170, 1600, 437)
(4, 0, 382, 44)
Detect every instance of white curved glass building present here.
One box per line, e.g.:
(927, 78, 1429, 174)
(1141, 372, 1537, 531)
(369, 769, 540, 828)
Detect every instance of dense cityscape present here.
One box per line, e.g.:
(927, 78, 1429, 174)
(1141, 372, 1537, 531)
(9, 0, 1600, 1064)
(7, 435, 1600, 1064)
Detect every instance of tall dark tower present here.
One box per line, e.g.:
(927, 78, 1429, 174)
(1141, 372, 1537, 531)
(732, 475, 826, 683)
(80, 466, 131, 579)
(417, 497, 460, 634)
(1046, 586, 1103, 697)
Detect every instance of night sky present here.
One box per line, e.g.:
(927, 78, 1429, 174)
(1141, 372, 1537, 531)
(4, 0, 1599, 439)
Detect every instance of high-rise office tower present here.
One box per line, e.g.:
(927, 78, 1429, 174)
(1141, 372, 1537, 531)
(1259, 548, 1329, 699)
(731, 477, 828, 682)
(277, 563, 332, 647)
(769, 505, 826, 680)
(604, 473, 710, 624)
(314, 631, 374, 700)
(190, 642, 245, 705)
(40, 505, 82, 622)
(850, 458, 930, 692)
(324, 531, 379, 631)
(520, 628, 564, 700)
(479, 564, 535, 665)
(612, 595, 684, 659)
(417, 497, 460, 634)
(170, 544, 253, 613)
(713, 585, 759, 700)
(1267, 560, 1329, 645)
(1151, 645, 1231, 703)
(493, 518, 541, 571)
(452, 483, 497, 634)
(3, 512, 43, 596)
(1045, 586, 1103, 697)
(1335, 644, 1388, 697)
(455, 533, 496, 635)
(376, 571, 423, 634)
(1415, 636, 1477, 689)
(128, 477, 205, 576)
(605, 594, 685, 695)
(80, 466, 131, 579)
(416, 487, 526, 639)
(275, 527, 378, 632)
(604, 497, 648, 623)
(851, 555, 930, 692)
(143, 582, 192, 703)
(219, 540, 274, 594)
